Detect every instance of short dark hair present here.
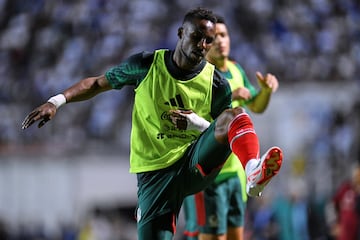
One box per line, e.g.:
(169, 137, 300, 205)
(215, 14, 225, 24)
(183, 7, 217, 25)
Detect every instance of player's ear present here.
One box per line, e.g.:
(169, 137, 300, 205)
(177, 27, 183, 38)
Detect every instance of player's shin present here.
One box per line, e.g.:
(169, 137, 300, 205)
(227, 112, 259, 168)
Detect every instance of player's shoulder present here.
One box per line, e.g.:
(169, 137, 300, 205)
(213, 68, 230, 89)
(228, 58, 244, 70)
(126, 50, 156, 65)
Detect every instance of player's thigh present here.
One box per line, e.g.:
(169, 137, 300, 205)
(180, 123, 231, 195)
(136, 164, 184, 237)
(191, 123, 232, 177)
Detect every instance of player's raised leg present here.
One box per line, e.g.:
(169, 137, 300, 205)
(216, 107, 283, 197)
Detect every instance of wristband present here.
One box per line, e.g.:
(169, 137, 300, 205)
(194, 119, 210, 132)
(47, 94, 66, 109)
(183, 112, 210, 132)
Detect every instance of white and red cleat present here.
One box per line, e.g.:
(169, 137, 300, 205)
(245, 146, 283, 197)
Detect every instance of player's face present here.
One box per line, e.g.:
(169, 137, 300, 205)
(178, 19, 215, 65)
(207, 23, 230, 60)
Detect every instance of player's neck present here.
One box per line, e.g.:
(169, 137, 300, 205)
(216, 58, 228, 72)
(207, 56, 227, 72)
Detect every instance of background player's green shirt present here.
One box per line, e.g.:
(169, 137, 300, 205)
(105, 49, 232, 173)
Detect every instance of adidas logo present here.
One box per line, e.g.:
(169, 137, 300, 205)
(164, 94, 185, 108)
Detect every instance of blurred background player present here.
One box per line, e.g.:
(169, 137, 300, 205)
(182, 14, 279, 240)
(326, 163, 360, 240)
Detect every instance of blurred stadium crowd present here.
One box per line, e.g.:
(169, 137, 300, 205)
(1, 0, 359, 151)
(1, 0, 360, 239)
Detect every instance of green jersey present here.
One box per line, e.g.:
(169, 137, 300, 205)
(105, 49, 232, 173)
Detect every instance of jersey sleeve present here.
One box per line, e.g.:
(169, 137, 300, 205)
(105, 51, 154, 89)
(211, 69, 232, 119)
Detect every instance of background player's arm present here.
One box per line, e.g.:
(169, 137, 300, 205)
(21, 75, 111, 129)
(232, 87, 252, 102)
(246, 72, 278, 113)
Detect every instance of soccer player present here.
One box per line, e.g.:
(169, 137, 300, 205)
(21, 8, 282, 240)
(328, 163, 360, 240)
(182, 15, 280, 240)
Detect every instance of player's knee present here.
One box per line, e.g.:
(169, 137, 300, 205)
(214, 107, 246, 144)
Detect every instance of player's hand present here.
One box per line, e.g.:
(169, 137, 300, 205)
(256, 72, 279, 93)
(169, 110, 210, 132)
(232, 87, 251, 101)
(21, 103, 57, 129)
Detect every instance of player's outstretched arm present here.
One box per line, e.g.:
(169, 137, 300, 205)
(21, 75, 111, 129)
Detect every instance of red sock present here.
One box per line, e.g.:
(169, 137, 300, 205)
(228, 113, 259, 169)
